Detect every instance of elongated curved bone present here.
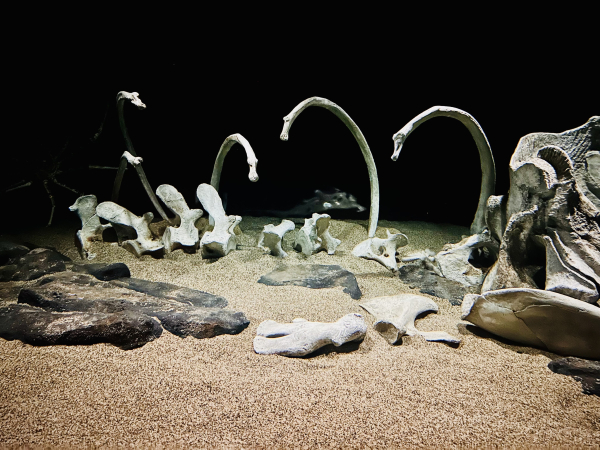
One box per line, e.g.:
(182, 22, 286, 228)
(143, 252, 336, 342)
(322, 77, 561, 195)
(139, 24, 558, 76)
(360, 294, 460, 345)
(196, 184, 241, 258)
(69, 195, 112, 260)
(294, 213, 341, 256)
(96, 201, 163, 257)
(253, 313, 367, 357)
(111, 91, 173, 224)
(210, 133, 259, 192)
(392, 106, 496, 234)
(156, 184, 203, 252)
(258, 219, 295, 257)
(281, 97, 379, 238)
(352, 230, 409, 272)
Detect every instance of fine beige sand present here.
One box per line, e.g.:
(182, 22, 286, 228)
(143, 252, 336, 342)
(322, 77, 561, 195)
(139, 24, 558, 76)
(0, 218, 599, 448)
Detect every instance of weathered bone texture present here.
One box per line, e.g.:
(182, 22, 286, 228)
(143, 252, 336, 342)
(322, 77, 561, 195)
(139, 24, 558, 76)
(482, 117, 600, 305)
(280, 97, 380, 238)
(210, 133, 259, 192)
(392, 106, 496, 234)
(258, 220, 295, 257)
(111, 91, 172, 224)
(69, 195, 111, 260)
(352, 230, 409, 272)
(96, 201, 164, 257)
(462, 288, 600, 359)
(156, 184, 203, 252)
(253, 313, 367, 357)
(360, 294, 460, 345)
(196, 184, 241, 258)
(432, 231, 499, 287)
(293, 213, 340, 256)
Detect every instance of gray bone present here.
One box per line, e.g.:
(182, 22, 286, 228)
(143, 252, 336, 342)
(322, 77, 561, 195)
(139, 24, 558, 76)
(352, 230, 408, 272)
(294, 213, 340, 256)
(156, 184, 203, 252)
(69, 195, 111, 260)
(258, 220, 295, 257)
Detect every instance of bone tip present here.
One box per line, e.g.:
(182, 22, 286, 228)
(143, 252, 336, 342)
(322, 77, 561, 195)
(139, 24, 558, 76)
(280, 133, 288, 141)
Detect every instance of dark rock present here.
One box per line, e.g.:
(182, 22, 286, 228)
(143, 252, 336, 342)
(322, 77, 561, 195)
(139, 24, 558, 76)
(258, 264, 362, 300)
(0, 304, 161, 350)
(11, 272, 249, 347)
(548, 357, 600, 396)
(0, 239, 30, 265)
(397, 264, 480, 305)
(0, 248, 70, 282)
(72, 262, 131, 281)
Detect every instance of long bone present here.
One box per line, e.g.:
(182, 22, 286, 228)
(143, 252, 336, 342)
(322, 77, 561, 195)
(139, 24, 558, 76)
(280, 97, 380, 238)
(392, 106, 496, 234)
(210, 133, 259, 192)
(111, 91, 173, 225)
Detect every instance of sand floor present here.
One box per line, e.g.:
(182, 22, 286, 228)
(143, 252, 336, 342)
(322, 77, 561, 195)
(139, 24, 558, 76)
(0, 218, 598, 448)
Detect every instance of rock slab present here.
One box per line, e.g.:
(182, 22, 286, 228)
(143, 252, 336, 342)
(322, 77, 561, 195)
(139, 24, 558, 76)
(548, 357, 600, 396)
(0, 248, 70, 282)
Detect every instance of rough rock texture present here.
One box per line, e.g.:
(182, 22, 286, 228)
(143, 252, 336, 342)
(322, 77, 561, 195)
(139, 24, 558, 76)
(548, 357, 600, 396)
(0, 238, 30, 265)
(258, 264, 361, 300)
(3, 272, 248, 347)
(72, 262, 131, 281)
(0, 248, 69, 281)
(462, 288, 600, 359)
(359, 294, 460, 345)
(253, 314, 367, 357)
(397, 264, 479, 306)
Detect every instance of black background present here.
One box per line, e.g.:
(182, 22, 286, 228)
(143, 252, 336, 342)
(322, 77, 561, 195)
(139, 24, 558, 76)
(3, 18, 596, 232)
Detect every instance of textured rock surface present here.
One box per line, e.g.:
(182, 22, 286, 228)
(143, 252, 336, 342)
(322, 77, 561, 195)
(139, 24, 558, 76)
(0, 248, 69, 282)
(258, 264, 361, 300)
(462, 288, 600, 359)
(254, 314, 367, 357)
(548, 357, 600, 396)
(397, 264, 479, 305)
(360, 294, 460, 345)
(72, 262, 131, 281)
(0, 238, 30, 265)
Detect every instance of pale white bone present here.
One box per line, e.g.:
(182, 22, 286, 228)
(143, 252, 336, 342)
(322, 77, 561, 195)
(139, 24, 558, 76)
(293, 213, 341, 256)
(258, 220, 295, 257)
(96, 201, 163, 257)
(253, 313, 367, 357)
(196, 184, 241, 258)
(156, 184, 203, 252)
(352, 230, 408, 272)
(392, 106, 496, 234)
(210, 133, 259, 192)
(69, 195, 111, 260)
(281, 97, 380, 238)
(122, 151, 143, 166)
(360, 294, 461, 345)
(462, 288, 600, 359)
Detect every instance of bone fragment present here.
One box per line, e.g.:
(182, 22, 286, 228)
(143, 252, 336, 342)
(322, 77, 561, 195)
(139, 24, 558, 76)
(360, 294, 460, 345)
(258, 220, 295, 257)
(280, 97, 380, 238)
(392, 106, 496, 234)
(69, 195, 111, 260)
(294, 213, 340, 256)
(352, 230, 408, 272)
(462, 288, 600, 359)
(156, 184, 203, 252)
(253, 313, 367, 357)
(96, 201, 163, 257)
(196, 184, 241, 258)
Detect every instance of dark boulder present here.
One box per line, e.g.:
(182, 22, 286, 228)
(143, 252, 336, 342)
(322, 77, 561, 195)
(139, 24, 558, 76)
(72, 262, 131, 281)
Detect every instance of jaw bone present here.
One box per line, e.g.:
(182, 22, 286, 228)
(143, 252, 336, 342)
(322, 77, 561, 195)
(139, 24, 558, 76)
(156, 184, 203, 253)
(294, 213, 341, 256)
(258, 219, 295, 257)
(352, 230, 409, 272)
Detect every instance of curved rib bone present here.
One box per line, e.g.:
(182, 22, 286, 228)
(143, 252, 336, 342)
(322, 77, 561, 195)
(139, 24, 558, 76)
(210, 133, 259, 192)
(392, 106, 496, 234)
(280, 97, 380, 238)
(111, 91, 173, 225)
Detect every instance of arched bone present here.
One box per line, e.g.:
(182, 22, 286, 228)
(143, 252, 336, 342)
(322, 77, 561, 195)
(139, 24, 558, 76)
(352, 230, 408, 272)
(294, 213, 340, 256)
(210, 133, 259, 192)
(258, 219, 295, 257)
(360, 294, 460, 345)
(96, 201, 163, 258)
(280, 97, 380, 238)
(156, 184, 203, 252)
(69, 195, 111, 260)
(253, 313, 367, 357)
(392, 106, 496, 234)
(196, 184, 241, 258)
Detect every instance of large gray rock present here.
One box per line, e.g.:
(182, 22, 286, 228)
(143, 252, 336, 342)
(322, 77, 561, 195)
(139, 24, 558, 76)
(0, 238, 30, 265)
(0, 248, 69, 282)
(72, 262, 131, 281)
(462, 288, 600, 359)
(258, 264, 361, 299)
